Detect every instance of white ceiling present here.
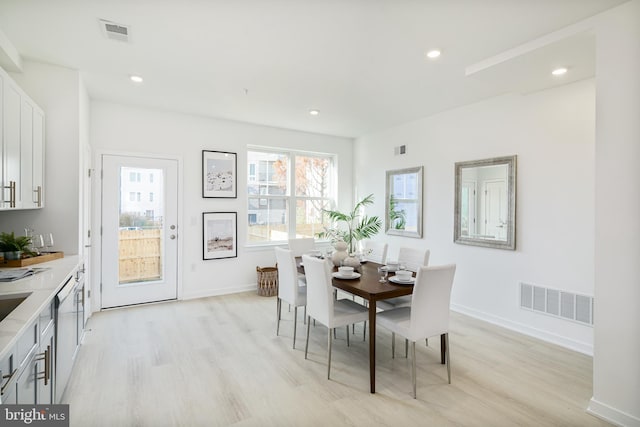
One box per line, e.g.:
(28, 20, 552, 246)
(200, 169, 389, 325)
(0, 0, 626, 138)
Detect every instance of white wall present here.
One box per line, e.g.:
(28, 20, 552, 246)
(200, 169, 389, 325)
(355, 79, 596, 353)
(0, 61, 83, 255)
(590, 1, 640, 425)
(90, 101, 353, 303)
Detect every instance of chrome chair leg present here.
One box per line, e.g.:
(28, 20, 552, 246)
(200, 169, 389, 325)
(304, 306, 307, 324)
(411, 341, 417, 399)
(363, 321, 366, 341)
(346, 326, 350, 346)
(305, 316, 311, 359)
(445, 333, 451, 384)
(327, 328, 333, 379)
(405, 339, 408, 358)
(391, 332, 395, 358)
(276, 298, 281, 335)
(293, 306, 298, 349)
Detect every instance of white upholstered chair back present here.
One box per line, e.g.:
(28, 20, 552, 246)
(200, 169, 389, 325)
(408, 264, 457, 341)
(363, 241, 388, 264)
(302, 255, 335, 327)
(288, 238, 315, 257)
(398, 247, 430, 272)
(275, 247, 303, 305)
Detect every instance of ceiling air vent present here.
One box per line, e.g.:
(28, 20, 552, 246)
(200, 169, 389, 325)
(99, 19, 130, 42)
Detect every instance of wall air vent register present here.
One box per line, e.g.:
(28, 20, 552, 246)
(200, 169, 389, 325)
(99, 19, 130, 42)
(520, 282, 593, 326)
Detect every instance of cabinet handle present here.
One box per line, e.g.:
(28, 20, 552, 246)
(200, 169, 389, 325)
(3, 181, 16, 208)
(36, 345, 51, 386)
(34, 185, 42, 207)
(1, 369, 18, 395)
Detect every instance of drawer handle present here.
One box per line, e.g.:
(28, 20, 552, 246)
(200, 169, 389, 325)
(1, 369, 18, 395)
(36, 345, 51, 386)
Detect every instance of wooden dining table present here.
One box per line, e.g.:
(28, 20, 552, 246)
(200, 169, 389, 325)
(331, 261, 414, 393)
(298, 257, 434, 393)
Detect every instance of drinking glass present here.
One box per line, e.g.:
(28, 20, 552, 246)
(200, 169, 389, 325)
(44, 233, 54, 252)
(377, 266, 388, 283)
(32, 234, 44, 255)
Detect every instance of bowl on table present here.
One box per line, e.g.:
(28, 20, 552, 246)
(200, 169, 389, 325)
(395, 270, 413, 281)
(338, 266, 354, 277)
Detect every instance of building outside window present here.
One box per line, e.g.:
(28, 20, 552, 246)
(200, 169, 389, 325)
(120, 167, 164, 228)
(247, 148, 335, 243)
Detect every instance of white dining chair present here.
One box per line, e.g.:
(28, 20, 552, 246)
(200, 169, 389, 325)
(398, 247, 430, 272)
(302, 255, 369, 379)
(288, 237, 315, 257)
(377, 248, 430, 312)
(275, 247, 307, 349)
(377, 264, 456, 398)
(362, 240, 388, 264)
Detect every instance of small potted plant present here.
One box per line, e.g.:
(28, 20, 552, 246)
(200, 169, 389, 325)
(0, 232, 36, 260)
(316, 194, 382, 266)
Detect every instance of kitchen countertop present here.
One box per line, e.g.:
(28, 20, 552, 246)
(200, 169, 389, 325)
(0, 255, 81, 360)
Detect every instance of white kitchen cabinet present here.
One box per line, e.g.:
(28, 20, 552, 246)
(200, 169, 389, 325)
(16, 352, 37, 404)
(19, 97, 45, 209)
(0, 65, 45, 210)
(32, 108, 45, 208)
(0, 303, 55, 405)
(37, 302, 55, 404)
(2, 74, 21, 209)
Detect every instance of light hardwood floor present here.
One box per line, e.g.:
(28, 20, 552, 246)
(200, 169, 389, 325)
(64, 292, 610, 427)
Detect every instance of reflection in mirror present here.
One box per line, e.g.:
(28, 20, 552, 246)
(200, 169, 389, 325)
(386, 166, 423, 238)
(454, 156, 516, 250)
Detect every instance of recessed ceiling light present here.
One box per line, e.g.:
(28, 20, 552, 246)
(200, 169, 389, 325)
(551, 67, 568, 76)
(130, 75, 144, 83)
(426, 50, 441, 59)
(309, 109, 320, 116)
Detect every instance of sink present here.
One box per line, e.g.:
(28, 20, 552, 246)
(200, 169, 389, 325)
(0, 293, 31, 322)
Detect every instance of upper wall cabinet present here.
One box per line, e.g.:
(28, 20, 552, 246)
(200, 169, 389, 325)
(1, 66, 45, 210)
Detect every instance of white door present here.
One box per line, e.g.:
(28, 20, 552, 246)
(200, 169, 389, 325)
(483, 180, 507, 239)
(461, 181, 477, 237)
(101, 154, 179, 308)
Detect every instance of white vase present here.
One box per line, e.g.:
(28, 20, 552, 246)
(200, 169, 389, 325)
(342, 255, 361, 269)
(331, 241, 349, 266)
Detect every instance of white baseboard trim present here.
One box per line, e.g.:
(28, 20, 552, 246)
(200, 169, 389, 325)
(182, 283, 257, 300)
(587, 398, 640, 427)
(451, 303, 593, 355)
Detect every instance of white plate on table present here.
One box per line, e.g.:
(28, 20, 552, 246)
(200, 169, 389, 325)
(332, 272, 361, 280)
(389, 276, 415, 285)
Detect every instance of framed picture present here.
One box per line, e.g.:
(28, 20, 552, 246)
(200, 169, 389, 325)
(203, 212, 237, 260)
(202, 150, 237, 198)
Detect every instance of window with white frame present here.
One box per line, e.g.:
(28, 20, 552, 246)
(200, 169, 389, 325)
(247, 149, 335, 243)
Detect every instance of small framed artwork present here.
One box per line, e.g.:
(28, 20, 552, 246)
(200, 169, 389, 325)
(203, 212, 237, 260)
(202, 150, 237, 198)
